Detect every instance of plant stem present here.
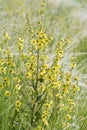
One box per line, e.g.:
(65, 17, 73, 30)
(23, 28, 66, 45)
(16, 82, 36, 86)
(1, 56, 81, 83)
(35, 49, 39, 89)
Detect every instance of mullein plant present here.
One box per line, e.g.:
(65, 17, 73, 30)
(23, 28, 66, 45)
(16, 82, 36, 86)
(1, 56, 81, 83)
(0, 1, 80, 130)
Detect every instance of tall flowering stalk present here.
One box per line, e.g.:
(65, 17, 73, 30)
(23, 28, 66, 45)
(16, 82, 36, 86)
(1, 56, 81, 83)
(0, 1, 80, 130)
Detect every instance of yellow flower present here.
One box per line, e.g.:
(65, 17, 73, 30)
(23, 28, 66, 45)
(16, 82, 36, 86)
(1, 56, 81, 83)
(73, 85, 80, 91)
(44, 120, 48, 126)
(20, 53, 27, 60)
(19, 38, 24, 43)
(71, 62, 76, 69)
(63, 88, 69, 93)
(0, 67, 6, 74)
(74, 76, 79, 81)
(42, 114, 48, 126)
(5, 90, 11, 97)
(43, 111, 49, 116)
(26, 72, 32, 79)
(71, 102, 76, 107)
(58, 49, 64, 58)
(15, 100, 22, 108)
(66, 114, 71, 120)
(15, 84, 21, 90)
(18, 43, 24, 51)
(68, 99, 72, 104)
(39, 71, 45, 77)
(0, 59, 5, 65)
(15, 107, 20, 112)
(10, 69, 14, 74)
(26, 62, 30, 68)
(56, 93, 62, 99)
(41, 115, 46, 121)
(31, 39, 37, 44)
(4, 77, 10, 85)
(45, 103, 51, 109)
(4, 32, 11, 40)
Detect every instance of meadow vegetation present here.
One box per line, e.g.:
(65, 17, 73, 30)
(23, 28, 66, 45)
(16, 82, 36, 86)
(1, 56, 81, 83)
(0, 0, 87, 130)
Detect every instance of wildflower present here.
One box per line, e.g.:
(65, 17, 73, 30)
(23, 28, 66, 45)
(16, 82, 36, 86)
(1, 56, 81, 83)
(66, 114, 71, 120)
(18, 43, 24, 51)
(41, 115, 48, 126)
(19, 38, 24, 43)
(15, 100, 22, 108)
(67, 99, 72, 104)
(44, 120, 48, 126)
(26, 72, 32, 79)
(4, 32, 11, 40)
(20, 53, 27, 60)
(15, 107, 20, 112)
(4, 77, 10, 86)
(56, 93, 62, 99)
(45, 103, 51, 109)
(39, 71, 45, 77)
(15, 84, 21, 90)
(43, 111, 49, 116)
(0, 67, 6, 74)
(8, 52, 13, 58)
(71, 62, 76, 69)
(74, 76, 79, 81)
(6, 60, 12, 66)
(71, 102, 76, 107)
(58, 50, 64, 58)
(41, 115, 46, 121)
(5, 90, 11, 97)
(4, 77, 8, 82)
(10, 69, 14, 74)
(26, 62, 30, 68)
(31, 55, 36, 61)
(65, 76, 70, 82)
(73, 85, 80, 91)
(0, 59, 5, 65)
(63, 88, 69, 93)
(31, 39, 37, 45)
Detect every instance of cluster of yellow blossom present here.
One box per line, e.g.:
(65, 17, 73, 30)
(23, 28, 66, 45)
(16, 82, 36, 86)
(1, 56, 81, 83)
(0, 30, 80, 130)
(0, 1, 80, 129)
